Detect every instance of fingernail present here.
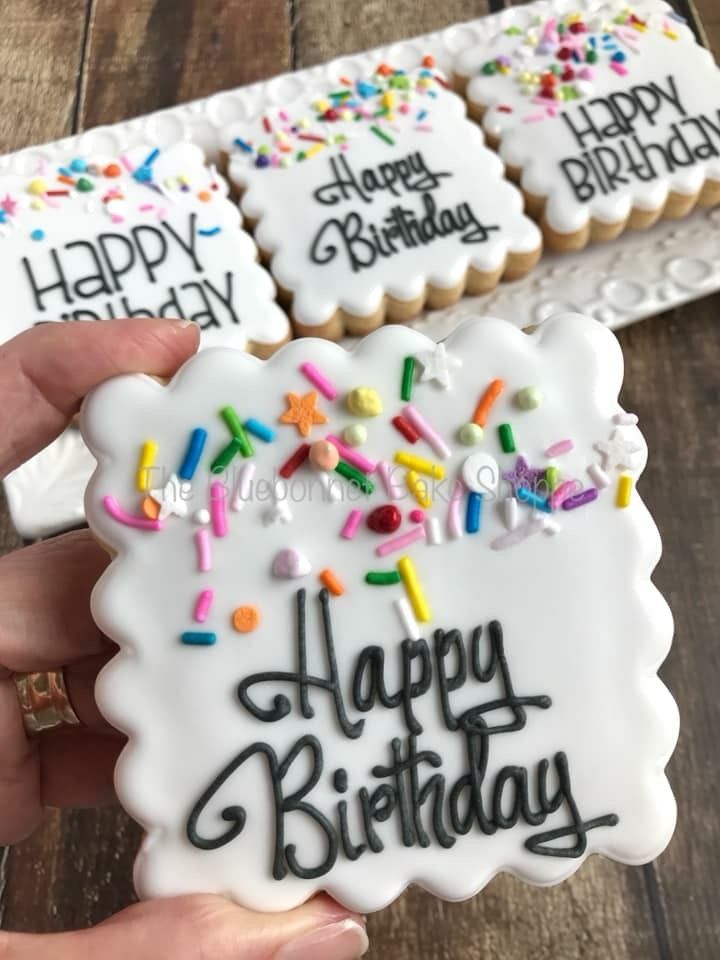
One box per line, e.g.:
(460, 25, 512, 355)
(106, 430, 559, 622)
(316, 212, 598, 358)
(167, 317, 194, 329)
(275, 918, 369, 960)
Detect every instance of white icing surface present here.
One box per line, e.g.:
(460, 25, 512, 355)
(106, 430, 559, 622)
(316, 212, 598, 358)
(226, 71, 541, 327)
(0, 143, 289, 350)
(82, 315, 677, 913)
(457, 1, 720, 233)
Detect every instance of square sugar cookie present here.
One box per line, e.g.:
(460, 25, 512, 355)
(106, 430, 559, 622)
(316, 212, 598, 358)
(0, 143, 290, 357)
(82, 314, 678, 914)
(223, 61, 542, 340)
(454, 0, 720, 250)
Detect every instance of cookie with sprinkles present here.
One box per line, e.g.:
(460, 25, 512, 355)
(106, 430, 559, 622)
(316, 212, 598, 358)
(81, 312, 677, 913)
(0, 142, 290, 357)
(454, 0, 720, 250)
(222, 60, 542, 340)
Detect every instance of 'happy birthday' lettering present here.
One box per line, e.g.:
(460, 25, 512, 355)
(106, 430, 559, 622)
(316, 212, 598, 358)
(19, 212, 241, 330)
(186, 590, 619, 880)
(556, 74, 720, 202)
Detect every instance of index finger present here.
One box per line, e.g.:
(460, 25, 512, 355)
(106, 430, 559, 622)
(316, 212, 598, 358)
(0, 316, 199, 478)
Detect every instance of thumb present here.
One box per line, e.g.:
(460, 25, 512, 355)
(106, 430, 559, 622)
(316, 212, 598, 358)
(1, 894, 370, 960)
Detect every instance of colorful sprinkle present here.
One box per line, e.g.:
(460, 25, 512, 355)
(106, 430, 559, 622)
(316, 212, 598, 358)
(377, 459, 403, 499)
(587, 463, 611, 489)
(517, 486, 552, 513)
(549, 479, 582, 510)
(232, 605, 261, 633)
(394, 450, 445, 480)
(279, 442, 311, 479)
(244, 418, 276, 443)
(280, 391, 328, 437)
(343, 424, 367, 447)
(395, 595, 421, 640)
(367, 504, 402, 535)
(515, 386, 543, 410)
(178, 428, 208, 481)
(211, 437, 243, 474)
(401, 356, 415, 402)
(193, 589, 214, 623)
(458, 422, 483, 445)
(136, 440, 158, 492)
(221, 406, 254, 457)
(365, 570, 402, 585)
(424, 515, 442, 546)
(406, 469, 432, 508)
(300, 361, 338, 401)
(545, 465, 560, 492)
(504, 497, 519, 531)
(195, 528, 212, 571)
(465, 491, 483, 533)
(562, 487, 599, 510)
(347, 386, 383, 418)
(320, 568, 345, 596)
(545, 438, 574, 458)
(616, 474, 633, 508)
(491, 516, 546, 551)
(181, 631, 217, 646)
(309, 439, 339, 472)
(327, 434, 376, 474)
(403, 404, 451, 459)
(103, 495, 163, 531)
(473, 378, 505, 427)
(498, 423, 516, 454)
(272, 548, 311, 579)
(341, 508, 364, 539)
(392, 414, 420, 444)
(231, 461, 256, 512)
(210, 481, 228, 537)
(447, 478, 465, 540)
(335, 459, 375, 495)
(375, 525, 425, 558)
(397, 555, 431, 622)
(370, 124, 395, 146)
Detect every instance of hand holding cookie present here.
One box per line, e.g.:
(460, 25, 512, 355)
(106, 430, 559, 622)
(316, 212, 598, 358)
(0, 317, 367, 960)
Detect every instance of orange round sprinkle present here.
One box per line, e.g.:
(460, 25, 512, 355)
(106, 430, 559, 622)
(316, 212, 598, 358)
(232, 605, 261, 633)
(319, 568, 345, 596)
(141, 495, 161, 520)
(197, 190, 211, 202)
(104, 163, 122, 178)
(377, 63, 394, 77)
(421, 54, 436, 68)
(309, 439, 339, 471)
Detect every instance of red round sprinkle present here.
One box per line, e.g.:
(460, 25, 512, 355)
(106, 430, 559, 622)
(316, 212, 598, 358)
(367, 504, 402, 534)
(557, 47, 573, 61)
(421, 54, 436, 68)
(569, 21, 587, 33)
(562, 66, 575, 81)
(409, 509, 425, 524)
(104, 163, 122, 178)
(324, 108, 340, 121)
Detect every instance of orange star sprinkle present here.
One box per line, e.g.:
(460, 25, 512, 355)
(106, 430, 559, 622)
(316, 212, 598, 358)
(279, 391, 328, 437)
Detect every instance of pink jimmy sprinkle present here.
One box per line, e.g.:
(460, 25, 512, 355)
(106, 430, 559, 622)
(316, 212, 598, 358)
(210, 481, 228, 538)
(327, 435, 376, 474)
(403, 405, 451, 460)
(524, 114, 547, 124)
(194, 589, 214, 623)
(375, 525, 426, 558)
(549, 479, 582, 510)
(341, 508, 364, 540)
(195, 528, 212, 572)
(300, 361, 338, 400)
(611, 62, 629, 76)
(545, 438, 574, 458)
(447, 479, 464, 540)
(378, 460, 403, 500)
(119, 153, 135, 174)
(102, 495, 163, 532)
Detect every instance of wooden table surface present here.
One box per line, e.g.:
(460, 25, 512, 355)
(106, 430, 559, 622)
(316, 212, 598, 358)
(0, 1, 718, 957)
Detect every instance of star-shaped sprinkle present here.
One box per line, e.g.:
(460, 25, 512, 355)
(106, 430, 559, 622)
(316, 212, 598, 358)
(1, 195, 18, 216)
(593, 429, 643, 472)
(149, 474, 191, 520)
(502, 455, 545, 496)
(279, 391, 328, 437)
(414, 342, 462, 390)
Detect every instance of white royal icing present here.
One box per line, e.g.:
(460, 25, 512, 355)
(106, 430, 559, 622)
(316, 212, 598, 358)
(82, 314, 677, 913)
(0, 143, 289, 351)
(224, 65, 541, 329)
(456, 0, 720, 234)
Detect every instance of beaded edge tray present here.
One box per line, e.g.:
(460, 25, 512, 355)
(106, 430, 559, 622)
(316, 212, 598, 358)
(3, 0, 719, 539)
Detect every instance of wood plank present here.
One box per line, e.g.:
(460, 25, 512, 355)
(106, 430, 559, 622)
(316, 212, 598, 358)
(689, 0, 720, 53)
(0, 0, 89, 152)
(617, 296, 720, 960)
(79, 0, 292, 129)
(291, 0, 493, 67)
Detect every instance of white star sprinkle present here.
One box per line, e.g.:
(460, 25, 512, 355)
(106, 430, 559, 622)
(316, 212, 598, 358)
(593, 429, 643, 473)
(149, 474, 191, 520)
(414, 342, 462, 390)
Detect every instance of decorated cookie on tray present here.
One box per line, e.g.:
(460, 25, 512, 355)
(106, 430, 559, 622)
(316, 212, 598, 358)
(222, 59, 542, 340)
(81, 313, 677, 913)
(0, 143, 290, 356)
(453, 0, 720, 250)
